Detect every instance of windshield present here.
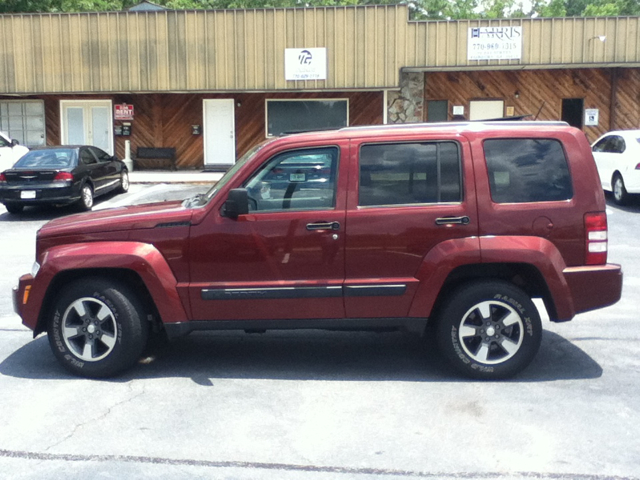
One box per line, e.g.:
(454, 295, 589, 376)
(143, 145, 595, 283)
(14, 149, 77, 169)
(183, 140, 272, 208)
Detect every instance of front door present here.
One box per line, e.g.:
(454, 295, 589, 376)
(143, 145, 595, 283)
(188, 143, 347, 321)
(203, 99, 236, 168)
(61, 100, 113, 154)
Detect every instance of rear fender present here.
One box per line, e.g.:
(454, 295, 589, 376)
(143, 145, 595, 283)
(409, 236, 575, 320)
(23, 242, 188, 332)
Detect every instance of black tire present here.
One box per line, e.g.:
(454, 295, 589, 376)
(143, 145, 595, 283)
(5, 202, 24, 214)
(78, 183, 94, 211)
(47, 278, 149, 378)
(435, 281, 542, 380)
(117, 169, 130, 194)
(612, 174, 630, 206)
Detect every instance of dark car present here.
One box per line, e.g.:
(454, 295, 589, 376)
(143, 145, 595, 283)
(0, 146, 129, 214)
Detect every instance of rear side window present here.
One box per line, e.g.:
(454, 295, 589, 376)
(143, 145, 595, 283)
(484, 139, 573, 203)
(359, 142, 461, 206)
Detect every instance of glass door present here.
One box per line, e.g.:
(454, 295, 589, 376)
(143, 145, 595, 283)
(61, 100, 113, 154)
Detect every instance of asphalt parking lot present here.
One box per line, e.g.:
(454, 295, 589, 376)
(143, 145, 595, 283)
(0, 185, 639, 480)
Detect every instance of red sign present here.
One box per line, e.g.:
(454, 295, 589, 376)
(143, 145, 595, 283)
(115, 104, 134, 120)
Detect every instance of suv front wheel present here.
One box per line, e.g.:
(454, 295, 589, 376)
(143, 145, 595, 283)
(436, 281, 542, 380)
(47, 278, 149, 378)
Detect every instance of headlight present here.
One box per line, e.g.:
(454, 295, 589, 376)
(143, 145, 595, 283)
(31, 261, 40, 277)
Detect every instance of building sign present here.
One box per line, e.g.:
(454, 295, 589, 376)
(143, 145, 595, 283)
(468, 27, 522, 61)
(285, 48, 327, 81)
(115, 104, 134, 120)
(585, 108, 599, 126)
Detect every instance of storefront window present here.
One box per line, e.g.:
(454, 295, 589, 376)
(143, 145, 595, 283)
(266, 99, 348, 137)
(0, 100, 45, 147)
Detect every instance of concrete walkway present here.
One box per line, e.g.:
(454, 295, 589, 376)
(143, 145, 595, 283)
(129, 170, 224, 184)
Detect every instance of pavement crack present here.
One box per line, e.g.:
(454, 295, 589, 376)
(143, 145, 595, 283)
(44, 384, 145, 452)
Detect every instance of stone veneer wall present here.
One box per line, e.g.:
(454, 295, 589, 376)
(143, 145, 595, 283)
(387, 72, 425, 123)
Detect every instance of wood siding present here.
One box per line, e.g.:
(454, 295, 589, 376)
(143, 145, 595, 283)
(425, 68, 640, 142)
(0, 8, 639, 94)
(33, 91, 382, 168)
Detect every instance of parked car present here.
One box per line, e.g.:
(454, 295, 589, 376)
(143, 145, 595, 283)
(0, 131, 29, 171)
(591, 129, 640, 205)
(0, 145, 129, 214)
(13, 122, 622, 380)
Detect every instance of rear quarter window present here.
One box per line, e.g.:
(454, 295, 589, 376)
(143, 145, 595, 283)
(484, 138, 573, 203)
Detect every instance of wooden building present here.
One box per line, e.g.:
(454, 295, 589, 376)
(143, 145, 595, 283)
(0, 6, 639, 169)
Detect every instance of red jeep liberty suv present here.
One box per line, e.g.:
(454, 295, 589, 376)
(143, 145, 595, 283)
(13, 122, 623, 379)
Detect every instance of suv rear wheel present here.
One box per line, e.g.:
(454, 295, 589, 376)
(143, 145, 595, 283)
(47, 278, 149, 378)
(436, 281, 542, 380)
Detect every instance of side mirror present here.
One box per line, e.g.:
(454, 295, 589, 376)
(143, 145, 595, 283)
(10, 139, 19, 147)
(224, 188, 249, 219)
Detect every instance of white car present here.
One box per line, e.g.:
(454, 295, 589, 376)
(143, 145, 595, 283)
(0, 131, 29, 171)
(592, 129, 640, 205)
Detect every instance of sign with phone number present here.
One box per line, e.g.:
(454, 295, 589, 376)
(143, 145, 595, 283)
(468, 26, 522, 60)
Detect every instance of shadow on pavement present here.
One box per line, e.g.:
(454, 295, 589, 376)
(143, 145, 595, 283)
(0, 329, 602, 383)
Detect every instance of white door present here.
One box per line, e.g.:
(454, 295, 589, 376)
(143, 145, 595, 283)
(61, 100, 113, 154)
(203, 99, 235, 167)
(469, 100, 505, 121)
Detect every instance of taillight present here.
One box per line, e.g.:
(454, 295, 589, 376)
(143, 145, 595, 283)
(0, 173, 6, 183)
(53, 172, 73, 182)
(585, 212, 608, 265)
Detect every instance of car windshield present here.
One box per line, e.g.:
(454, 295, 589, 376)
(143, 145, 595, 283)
(13, 149, 77, 169)
(183, 140, 272, 208)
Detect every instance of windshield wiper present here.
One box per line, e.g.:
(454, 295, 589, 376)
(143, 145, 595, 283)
(183, 193, 207, 208)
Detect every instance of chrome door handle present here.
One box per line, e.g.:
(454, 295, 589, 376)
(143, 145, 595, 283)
(306, 221, 341, 231)
(435, 216, 470, 225)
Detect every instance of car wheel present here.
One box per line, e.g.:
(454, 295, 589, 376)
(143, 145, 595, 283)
(435, 280, 542, 380)
(5, 202, 24, 214)
(117, 170, 130, 194)
(612, 174, 630, 206)
(78, 183, 94, 211)
(47, 278, 149, 378)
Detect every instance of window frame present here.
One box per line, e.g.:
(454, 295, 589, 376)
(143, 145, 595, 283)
(265, 99, 349, 138)
(242, 145, 341, 213)
(357, 140, 464, 208)
(483, 137, 574, 204)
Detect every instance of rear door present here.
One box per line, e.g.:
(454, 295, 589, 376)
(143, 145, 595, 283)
(79, 147, 110, 193)
(344, 135, 478, 319)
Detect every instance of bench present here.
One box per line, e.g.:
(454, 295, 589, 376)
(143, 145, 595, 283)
(135, 147, 177, 170)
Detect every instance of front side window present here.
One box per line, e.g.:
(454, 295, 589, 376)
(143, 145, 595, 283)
(244, 147, 338, 212)
(592, 136, 612, 153)
(484, 138, 573, 203)
(359, 142, 462, 207)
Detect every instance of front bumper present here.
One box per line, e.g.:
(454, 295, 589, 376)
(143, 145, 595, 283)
(13, 274, 36, 332)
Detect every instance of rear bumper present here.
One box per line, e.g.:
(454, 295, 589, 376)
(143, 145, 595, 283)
(563, 263, 622, 317)
(0, 184, 80, 205)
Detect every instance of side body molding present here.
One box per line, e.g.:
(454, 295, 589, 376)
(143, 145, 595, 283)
(23, 241, 188, 333)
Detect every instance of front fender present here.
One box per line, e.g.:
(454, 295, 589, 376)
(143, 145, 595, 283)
(22, 241, 189, 333)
